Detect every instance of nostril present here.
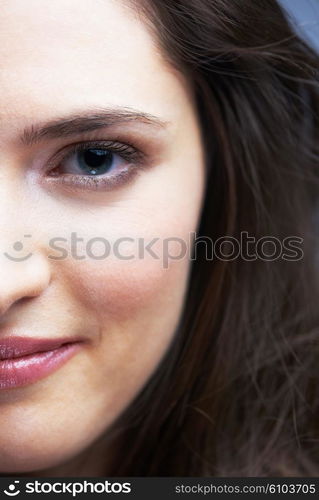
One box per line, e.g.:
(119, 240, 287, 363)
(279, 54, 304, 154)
(0, 296, 39, 326)
(0, 294, 42, 318)
(12, 296, 35, 308)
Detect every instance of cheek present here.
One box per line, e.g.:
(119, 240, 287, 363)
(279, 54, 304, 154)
(53, 186, 201, 326)
(57, 249, 191, 409)
(62, 246, 191, 324)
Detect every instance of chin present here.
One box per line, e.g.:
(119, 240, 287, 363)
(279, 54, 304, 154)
(0, 440, 82, 476)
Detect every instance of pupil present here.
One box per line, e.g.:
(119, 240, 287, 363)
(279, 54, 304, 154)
(79, 149, 113, 175)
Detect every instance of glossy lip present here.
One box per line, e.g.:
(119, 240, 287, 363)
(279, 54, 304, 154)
(0, 336, 84, 390)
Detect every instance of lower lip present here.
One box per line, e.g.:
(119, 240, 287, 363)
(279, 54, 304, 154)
(0, 343, 82, 390)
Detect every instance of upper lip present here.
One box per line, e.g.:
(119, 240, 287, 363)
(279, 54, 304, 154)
(0, 336, 82, 360)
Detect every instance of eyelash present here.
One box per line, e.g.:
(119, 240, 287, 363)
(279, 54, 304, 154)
(46, 139, 145, 191)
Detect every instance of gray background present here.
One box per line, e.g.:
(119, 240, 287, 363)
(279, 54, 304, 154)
(279, 0, 319, 51)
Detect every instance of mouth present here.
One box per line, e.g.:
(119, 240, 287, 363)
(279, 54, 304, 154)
(0, 336, 84, 390)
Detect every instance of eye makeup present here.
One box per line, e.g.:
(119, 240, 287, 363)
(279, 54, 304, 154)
(46, 139, 145, 192)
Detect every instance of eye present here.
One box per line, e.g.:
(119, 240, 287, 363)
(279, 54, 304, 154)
(46, 140, 144, 191)
(61, 148, 123, 176)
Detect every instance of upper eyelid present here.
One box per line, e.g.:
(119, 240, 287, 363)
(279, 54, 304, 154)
(21, 121, 169, 173)
(45, 139, 145, 173)
(57, 139, 140, 155)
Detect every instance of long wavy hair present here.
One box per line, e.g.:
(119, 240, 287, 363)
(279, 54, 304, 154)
(103, 0, 319, 476)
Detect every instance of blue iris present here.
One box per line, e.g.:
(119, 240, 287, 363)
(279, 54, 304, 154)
(77, 149, 113, 175)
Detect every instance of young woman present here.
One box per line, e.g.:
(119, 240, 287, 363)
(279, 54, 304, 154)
(0, 0, 318, 476)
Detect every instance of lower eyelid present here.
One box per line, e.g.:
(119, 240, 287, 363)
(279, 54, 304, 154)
(45, 165, 140, 192)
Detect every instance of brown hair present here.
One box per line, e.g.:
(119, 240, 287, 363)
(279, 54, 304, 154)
(106, 0, 319, 476)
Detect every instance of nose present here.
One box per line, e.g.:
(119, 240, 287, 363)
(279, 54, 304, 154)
(0, 158, 52, 317)
(0, 252, 51, 317)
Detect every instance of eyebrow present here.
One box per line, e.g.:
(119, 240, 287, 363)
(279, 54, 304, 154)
(20, 108, 168, 146)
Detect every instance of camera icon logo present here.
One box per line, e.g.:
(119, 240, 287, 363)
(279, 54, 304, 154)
(3, 235, 33, 262)
(3, 480, 20, 496)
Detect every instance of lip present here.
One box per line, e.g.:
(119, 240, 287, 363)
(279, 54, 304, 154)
(0, 336, 84, 390)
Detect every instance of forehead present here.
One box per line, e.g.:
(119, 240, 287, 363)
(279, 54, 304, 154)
(0, 0, 187, 123)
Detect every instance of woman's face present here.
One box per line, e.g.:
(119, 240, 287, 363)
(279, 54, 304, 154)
(0, 0, 204, 474)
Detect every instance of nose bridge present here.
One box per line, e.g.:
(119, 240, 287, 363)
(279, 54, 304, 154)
(0, 165, 37, 256)
(0, 147, 53, 316)
(0, 159, 27, 239)
(0, 199, 51, 316)
(0, 206, 33, 260)
(0, 201, 51, 268)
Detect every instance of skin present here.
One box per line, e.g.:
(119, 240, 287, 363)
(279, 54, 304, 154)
(0, 0, 205, 475)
